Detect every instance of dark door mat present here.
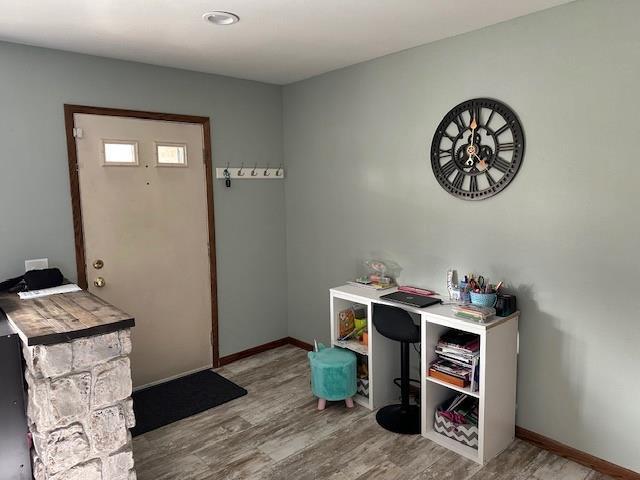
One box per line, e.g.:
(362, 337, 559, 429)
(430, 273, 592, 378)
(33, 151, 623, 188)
(131, 369, 247, 436)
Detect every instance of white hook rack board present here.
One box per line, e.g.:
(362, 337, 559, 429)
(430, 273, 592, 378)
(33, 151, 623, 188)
(215, 167, 285, 179)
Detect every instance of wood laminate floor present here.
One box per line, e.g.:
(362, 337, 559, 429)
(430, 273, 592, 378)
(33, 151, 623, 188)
(133, 345, 611, 480)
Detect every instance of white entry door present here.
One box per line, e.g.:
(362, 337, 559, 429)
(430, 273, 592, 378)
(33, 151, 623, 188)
(73, 113, 213, 387)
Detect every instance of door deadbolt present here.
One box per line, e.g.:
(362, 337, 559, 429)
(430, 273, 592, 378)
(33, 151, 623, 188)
(94, 277, 106, 288)
(93, 259, 104, 269)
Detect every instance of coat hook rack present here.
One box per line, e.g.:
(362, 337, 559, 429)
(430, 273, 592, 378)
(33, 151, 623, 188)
(215, 165, 285, 180)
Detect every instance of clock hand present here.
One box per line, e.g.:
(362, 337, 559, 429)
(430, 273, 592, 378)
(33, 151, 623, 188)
(472, 153, 489, 171)
(469, 117, 477, 147)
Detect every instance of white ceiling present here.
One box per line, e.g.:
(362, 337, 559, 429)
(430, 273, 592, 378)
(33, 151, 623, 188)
(0, 0, 573, 85)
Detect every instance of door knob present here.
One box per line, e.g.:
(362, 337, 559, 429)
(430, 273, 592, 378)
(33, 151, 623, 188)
(94, 277, 106, 288)
(93, 259, 104, 269)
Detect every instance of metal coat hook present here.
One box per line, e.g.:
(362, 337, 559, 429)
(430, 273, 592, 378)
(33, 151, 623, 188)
(264, 164, 270, 176)
(223, 164, 231, 188)
(237, 163, 245, 176)
(251, 164, 258, 177)
(276, 165, 283, 177)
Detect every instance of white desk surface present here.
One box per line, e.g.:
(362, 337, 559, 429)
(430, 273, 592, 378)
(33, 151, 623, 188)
(330, 284, 518, 331)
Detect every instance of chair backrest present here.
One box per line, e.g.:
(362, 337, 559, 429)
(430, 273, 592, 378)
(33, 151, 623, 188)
(373, 304, 421, 343)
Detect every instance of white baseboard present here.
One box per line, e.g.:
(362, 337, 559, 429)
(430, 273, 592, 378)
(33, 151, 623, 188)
(133, 364, 213, 392)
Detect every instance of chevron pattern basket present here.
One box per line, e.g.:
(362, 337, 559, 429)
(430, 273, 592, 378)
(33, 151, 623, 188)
(434, 411, 478, 449)
(357, 378, 369, 397)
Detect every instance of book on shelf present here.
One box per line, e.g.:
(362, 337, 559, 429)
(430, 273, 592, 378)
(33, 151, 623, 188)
(436, 345, 478, 361)
(428, 368, 469, 388)
(438, 330, 480, 352)
(430, 359, 472, 379)
(435, 350, 474, 367)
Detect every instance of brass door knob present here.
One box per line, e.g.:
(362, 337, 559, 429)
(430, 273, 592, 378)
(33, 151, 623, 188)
(94, 277, 106, 288)
(93, 259, 104, 269)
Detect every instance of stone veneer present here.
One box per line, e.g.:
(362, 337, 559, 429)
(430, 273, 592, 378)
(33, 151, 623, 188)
(22, 329, 136, 480)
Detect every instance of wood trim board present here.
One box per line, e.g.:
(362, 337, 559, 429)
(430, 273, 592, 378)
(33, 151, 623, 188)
(515, 427, 640, 480)
(285, 336, 314, 352)
(63, 104, 220, 367)
(219, 337, 314, 366)
(219, 338, 290, 366)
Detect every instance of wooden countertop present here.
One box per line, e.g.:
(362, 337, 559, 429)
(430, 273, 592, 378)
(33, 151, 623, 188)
(0, 290, 134, 346)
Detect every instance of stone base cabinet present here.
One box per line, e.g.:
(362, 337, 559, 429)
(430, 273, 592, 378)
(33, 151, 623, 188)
(23, 329, 137, 480)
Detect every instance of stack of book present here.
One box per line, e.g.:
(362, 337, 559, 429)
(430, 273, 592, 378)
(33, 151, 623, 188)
(451, 304, 495, 322)
(428, 330, 480, 390)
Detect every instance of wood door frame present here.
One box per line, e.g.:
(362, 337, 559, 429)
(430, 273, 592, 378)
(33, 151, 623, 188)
(63, 104, 220, 368)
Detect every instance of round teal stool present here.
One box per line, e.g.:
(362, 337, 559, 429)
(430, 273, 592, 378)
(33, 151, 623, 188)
(308, 344, 357, 410)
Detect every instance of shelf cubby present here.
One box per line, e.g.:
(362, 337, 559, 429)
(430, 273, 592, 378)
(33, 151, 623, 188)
(330, 289, 400, 410)
(425, 322, 480, 396)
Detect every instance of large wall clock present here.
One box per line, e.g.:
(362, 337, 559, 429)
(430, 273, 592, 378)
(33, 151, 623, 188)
(430, 98, 525, 200)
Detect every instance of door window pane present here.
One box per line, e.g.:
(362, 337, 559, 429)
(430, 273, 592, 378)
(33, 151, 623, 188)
(156, 143, 187, 166)
(103, 141, 138, 165)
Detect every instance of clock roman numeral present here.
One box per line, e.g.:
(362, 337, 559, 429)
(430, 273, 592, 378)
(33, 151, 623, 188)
(444, 132, 457, 143)
(469, 176, 478, 193)
(453, 114, 467, 132)
(494, 123, 510, 137)
(439, 148, 452, 159)
(485, 170, 497, 187)
(452, 171, 465, 190)
(440, 160, 457, 178)
(499, 142, 515, 152)
(493, 156, 512, 173)
(485, 109, 495, 128)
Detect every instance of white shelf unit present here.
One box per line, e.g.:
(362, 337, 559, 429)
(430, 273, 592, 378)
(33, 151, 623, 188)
(421, 310, 519, 465)
(329, 285, 519, 465)
(329, 289, 400, 410)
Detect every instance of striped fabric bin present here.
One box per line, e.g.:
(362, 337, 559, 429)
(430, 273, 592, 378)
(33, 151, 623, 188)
(434, 410, 479, 449)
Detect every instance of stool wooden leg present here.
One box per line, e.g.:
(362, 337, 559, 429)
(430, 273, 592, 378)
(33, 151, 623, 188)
(345, 397, 354, 408)
(317, 398, 326, 411)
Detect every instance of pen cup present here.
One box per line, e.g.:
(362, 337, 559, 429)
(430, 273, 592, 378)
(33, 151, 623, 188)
(469, 292, 497, 308)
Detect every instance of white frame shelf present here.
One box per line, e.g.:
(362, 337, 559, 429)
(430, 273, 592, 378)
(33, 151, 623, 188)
(424, 375, 480, 399)
(329, 284, 519, 465)
(334, 339, 368, 356)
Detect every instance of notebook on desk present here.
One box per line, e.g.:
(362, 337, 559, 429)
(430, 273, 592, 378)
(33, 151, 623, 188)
(380, 291, 442, 308)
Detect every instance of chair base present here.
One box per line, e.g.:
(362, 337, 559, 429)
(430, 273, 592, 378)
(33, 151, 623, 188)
(375, 404, 421, 434)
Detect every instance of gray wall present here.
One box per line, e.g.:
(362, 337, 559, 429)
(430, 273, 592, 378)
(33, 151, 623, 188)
(0, 41, 287, 357)
(283, 0, 639, 472)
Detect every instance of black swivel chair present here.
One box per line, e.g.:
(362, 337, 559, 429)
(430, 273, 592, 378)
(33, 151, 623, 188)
(372, 304, 421, 434)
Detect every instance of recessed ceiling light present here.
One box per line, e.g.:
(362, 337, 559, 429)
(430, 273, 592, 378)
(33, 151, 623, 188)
(202, 11, 240, 26)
